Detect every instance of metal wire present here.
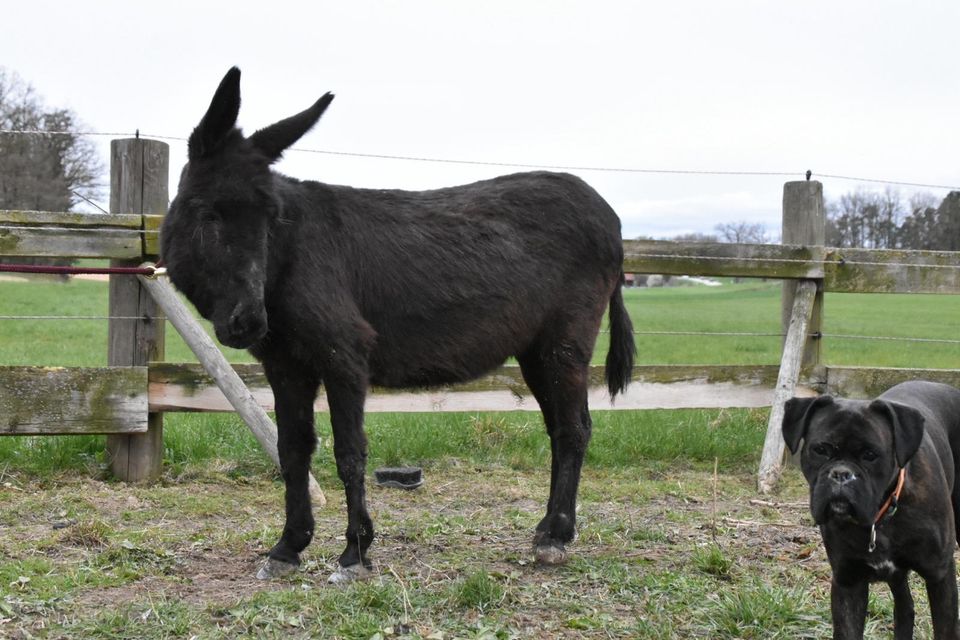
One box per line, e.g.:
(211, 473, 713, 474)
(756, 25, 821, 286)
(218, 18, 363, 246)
(628, 253, 960, 270)
(0, 224, 157, 235)
(816, 172, 960, 191)
(1, 127, 957, 344)
(0, 315, 161, 321)
(2, 128, 958, 190)
(593, 329, 958, 345)
(629, 331, 958, 344)
(630, 253, 806, 264)
(0, 225, 956, 272)
(0, 129, 134, 138)
(0, 314, 953, 346)
(833, 258, 960, 270)
(820, 333, 960, 345)
(632, 330, 785, 337)
(294, 147, 801, 178)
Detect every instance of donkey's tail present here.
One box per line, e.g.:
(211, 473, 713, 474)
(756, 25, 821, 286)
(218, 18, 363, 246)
(605, 272, 636, 399)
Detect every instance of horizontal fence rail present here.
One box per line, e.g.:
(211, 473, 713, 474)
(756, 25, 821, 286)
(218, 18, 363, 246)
(4, 210, 959, 294)
(146, 363, 783, 413)
(0, 366, 147, 435)
(0, 210, 150, 259)
(2, 170, 959, 491)
(624, 240, 960, 294)
(1, 364, 957, 426)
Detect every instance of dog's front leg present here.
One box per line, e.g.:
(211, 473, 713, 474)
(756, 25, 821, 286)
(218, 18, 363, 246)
(831, 578, 868, 639)
(888, 573, 915, 640)
(924, 571, 960, 640)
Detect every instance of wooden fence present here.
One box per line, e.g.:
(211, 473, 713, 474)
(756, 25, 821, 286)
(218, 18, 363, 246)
(1, 138, 958, 489)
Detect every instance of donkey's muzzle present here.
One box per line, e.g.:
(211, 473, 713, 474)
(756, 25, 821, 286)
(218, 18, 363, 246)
(216, 303, 268, 349)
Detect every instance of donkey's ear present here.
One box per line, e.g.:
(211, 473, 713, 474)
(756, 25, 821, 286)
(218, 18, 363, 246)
(782, 395, 833, 454)
(188, 67, 242, 160)
(870, 399, 925, 467)
(249, 92, 334, 162)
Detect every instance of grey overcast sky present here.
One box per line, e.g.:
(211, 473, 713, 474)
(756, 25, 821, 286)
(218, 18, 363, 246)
(4, 0, 958, 239)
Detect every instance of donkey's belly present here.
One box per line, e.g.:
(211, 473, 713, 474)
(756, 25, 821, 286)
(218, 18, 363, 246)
(366, 325, 529, 389)
(362, 283, 551, 389)
(368, 345, 515, 389)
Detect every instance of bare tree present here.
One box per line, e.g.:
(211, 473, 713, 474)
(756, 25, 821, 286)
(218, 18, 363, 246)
(710, 222, 767, 283)
(714, 221, 768, 244)
(827, 188, 957, 250)
(829, 190, 871, 248)
(876, 187, 905, 249)
(937, 191, 960, 251)
(898, 193, 940, 250)
(0, 68, 103, 269)
(0, 68, 102, 212)
(668, 232, 719, 243)
(827, 189, 903, 249)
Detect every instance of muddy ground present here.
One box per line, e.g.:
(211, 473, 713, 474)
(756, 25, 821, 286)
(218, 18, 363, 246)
(0, 464, 913, 638)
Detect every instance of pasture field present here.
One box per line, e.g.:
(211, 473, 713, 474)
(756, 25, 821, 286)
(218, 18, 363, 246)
(0, 276, 957, 638)
(1, 276, 959, 368)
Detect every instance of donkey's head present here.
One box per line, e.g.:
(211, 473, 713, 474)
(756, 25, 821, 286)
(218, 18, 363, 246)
(161, 68, 333, 348)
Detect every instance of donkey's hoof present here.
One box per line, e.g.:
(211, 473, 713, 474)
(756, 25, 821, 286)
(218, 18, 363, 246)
(534, 544, 569, 566)
(328, 563, 374, 585)
(256, 557, 299, 580)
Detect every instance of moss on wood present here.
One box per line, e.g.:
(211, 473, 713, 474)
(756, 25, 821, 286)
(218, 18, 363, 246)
(0, 366, 148, 435)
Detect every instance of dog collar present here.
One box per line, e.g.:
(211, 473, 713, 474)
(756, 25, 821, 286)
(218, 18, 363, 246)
(868, 467, 906, 553)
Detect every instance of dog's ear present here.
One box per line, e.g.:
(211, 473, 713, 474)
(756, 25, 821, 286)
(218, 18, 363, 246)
(782, 395, 834, 454)
(870, 399, 925, 467)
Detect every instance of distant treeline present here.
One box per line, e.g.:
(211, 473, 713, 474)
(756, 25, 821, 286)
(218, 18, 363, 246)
(826, 189, 960, 251)
(656, 189, 960, 252)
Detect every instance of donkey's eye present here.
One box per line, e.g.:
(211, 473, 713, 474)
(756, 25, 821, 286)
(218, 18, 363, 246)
(214, 199, 247, 218)
(200, 208, 222, 225)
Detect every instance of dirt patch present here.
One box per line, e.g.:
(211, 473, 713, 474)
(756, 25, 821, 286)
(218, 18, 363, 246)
(76, 549, 270, 610)
(1, 466, 834, 638)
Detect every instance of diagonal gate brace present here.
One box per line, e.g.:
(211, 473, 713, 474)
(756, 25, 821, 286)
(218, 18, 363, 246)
(137, 266, 326, 506)
(757, 279, 818, 493)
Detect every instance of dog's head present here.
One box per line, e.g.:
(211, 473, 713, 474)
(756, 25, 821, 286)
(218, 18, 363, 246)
(782, 395, 925, 526)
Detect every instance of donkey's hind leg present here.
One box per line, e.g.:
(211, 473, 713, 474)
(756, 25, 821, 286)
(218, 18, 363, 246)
(518, 341, 593, 565)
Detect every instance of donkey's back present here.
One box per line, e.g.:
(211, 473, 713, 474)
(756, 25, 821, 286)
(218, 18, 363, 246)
(280, 170, 626, 388)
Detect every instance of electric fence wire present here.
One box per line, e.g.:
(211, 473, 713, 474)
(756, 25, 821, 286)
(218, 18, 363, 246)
(2, 128, 959, 191)
(1, 129, 958, 346)
(0, 311, 956, 348)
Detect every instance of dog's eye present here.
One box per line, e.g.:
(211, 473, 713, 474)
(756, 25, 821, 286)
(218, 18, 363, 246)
(860, 449, 878, 462)
(811, 443, 833, 457)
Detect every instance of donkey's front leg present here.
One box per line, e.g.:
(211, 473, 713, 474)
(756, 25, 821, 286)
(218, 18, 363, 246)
(257, 365, 321, 580)
(324, 375, 375, 584)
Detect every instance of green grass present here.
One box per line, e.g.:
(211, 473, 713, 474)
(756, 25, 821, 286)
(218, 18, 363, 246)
(4, 465, 848, 639)
(1, 275, 955, 638)
(2, 276, 958, 368)
(820, 289, 959, 367)
(452, 570, 508, 611)
(0, 276, 956, 477)
(0, 276, 253, 366)
(0, 407, 770, 482)
(607, 279, 960, 368)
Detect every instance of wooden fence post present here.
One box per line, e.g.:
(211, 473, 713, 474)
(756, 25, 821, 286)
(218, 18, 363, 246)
(781, 181, 825, 372)
(106, 138, 168, 482)
(757, 181, 825, 492)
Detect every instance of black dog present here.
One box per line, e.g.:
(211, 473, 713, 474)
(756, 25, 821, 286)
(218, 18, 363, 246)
(783, 381, 960, 639)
